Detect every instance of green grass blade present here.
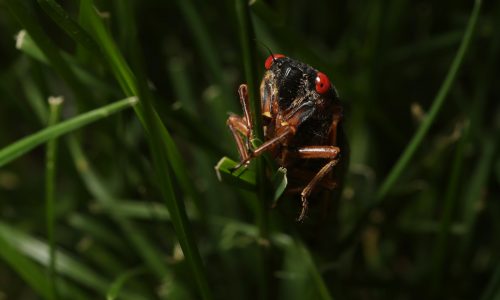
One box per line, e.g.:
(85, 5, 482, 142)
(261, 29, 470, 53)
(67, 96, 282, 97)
(37, 0, 100, 54)
(66, 136, 172, 279)
(279, 237, 333, 300)
(235, 2, 271, 299)
(18, 61, 174, 285)
(0, 222, 105, 292)
(16, 30, 119, 99)
(235, 0, 269, 228)
(67, 214, 127, 251)
(45, 96, 63, 300)
(173, 0, 232, 106)
(78, 1, 136, 97)
(5, 0, 92, 104)
(272, 167, 288, 204)
(15, 30, 48, 64)
(458, 135, 498, 257)
(173, 0, 223, 87)
(0, 97, 137, 168)
(17, 62, 49, 122)
(0, 222, 145, 300)
(481, 264, 500, 300)
(430, 123, 469, 292)
(376, 0, 482, 201)
(297, 240, 334, 300)
(79, 2, 213, 298)
(215, 156, 257, 190)
(0, 233, 53, 300)
(106, 267, 147, 300)
(78, 0, 199, 209)
(92, 200, 174, 221)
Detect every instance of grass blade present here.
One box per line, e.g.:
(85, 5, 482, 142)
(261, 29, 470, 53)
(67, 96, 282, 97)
(0, 222, 144, 300)
(0, 233, 53, 300)
(17, 59, 175, 287)
(66, 136, 173, 279)
(0, 222, 105, 292)
(79, 2, 213, 298)
(0, 97, 137, 168)
(481, 264, 500, 300)
(376, 0, 482, 201)
(272, 167, 288, 204)
(430, 123, 469, 292)
(235, 2, 271, 299)
(5, 0, 92, 104)
(296, 240, 334, 300)
(106, 267, 147, 300)
(37, 0, 100, 54)
(45, 96, 63, 300)
(215, 156, 257, 190)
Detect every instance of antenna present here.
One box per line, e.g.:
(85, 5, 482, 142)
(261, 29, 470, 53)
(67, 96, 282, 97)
(254, 39, 276, 62)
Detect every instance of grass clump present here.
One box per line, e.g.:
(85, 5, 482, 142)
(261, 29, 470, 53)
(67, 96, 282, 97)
(0, 0, 499, 299)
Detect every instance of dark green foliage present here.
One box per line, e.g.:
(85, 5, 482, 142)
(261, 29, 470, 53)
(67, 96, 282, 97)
(0, 0, 499, 299)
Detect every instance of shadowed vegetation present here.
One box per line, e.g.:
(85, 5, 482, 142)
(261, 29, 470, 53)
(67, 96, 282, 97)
(0, 0, 499, 299)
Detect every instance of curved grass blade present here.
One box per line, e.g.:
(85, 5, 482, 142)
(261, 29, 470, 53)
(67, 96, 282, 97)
(0, 222, 143, 300)
(173, 0, 233, 109)
(37, 0, 100, 54)
(376, 0, 482, 201)
(0, 233, 53, 300)
(18, 62, 173, 285)
(66, 136, 172, 279)
(272, 167, 288, 204)
(106, 267, 147, 300)
(0, 97, 137, 168)
(16, 30, 119, 98)
(5, 0, 92, 104)
(78, 2, 213, 298)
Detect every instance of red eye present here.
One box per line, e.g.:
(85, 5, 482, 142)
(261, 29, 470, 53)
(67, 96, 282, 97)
(264, 54, 285, 70)
(315, 72, 331, 94)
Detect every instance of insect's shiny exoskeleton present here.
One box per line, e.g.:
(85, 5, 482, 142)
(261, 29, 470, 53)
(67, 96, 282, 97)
(227, 54, 347, 221)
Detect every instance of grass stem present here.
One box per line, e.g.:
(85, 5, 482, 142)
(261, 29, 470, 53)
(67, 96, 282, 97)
(45, 96, 63, 300)
(235, 1, 270, 299)
(376, 0, 482, 201)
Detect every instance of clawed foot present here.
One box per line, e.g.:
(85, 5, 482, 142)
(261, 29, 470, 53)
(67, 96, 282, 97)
(296, 195, 309, 222)
(229, 153, 253, 173)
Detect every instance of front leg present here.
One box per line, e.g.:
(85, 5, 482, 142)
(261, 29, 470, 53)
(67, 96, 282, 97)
(227, 114, 251, 161)
(232, 125, 296, 170)
(226, 84, 255, 162)
(237, 84, 254, 150)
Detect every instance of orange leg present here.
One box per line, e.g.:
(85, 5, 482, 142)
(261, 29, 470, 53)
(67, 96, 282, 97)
(299, 158, 339, 221)
(238, 84, 253, 132)
(294, 109, 344, 221)
(227, 114, 250, 161)
(288, 169, 338, 190)
(232, 125, 296, 170)
(226, 84, 254, 161)
(288, 145, 340, 221)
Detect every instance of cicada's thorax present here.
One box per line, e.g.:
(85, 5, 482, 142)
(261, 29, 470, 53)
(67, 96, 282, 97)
(259, 57, 340, 150)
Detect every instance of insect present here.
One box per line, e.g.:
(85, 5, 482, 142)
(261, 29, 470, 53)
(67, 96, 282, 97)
(227, 54, 347, 221)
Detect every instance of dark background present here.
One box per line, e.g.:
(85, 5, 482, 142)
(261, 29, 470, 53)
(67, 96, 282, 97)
(0, 0, 499, 299)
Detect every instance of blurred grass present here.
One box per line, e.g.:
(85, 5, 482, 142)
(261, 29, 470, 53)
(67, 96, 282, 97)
(0, 0, 499, 299)
(45, 96, 63, 299)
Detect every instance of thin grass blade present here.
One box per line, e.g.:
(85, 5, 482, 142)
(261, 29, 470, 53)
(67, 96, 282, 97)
(45, 96, 63, 300)
(376, 0, 482, 201)
(0, 97, 137, 168)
